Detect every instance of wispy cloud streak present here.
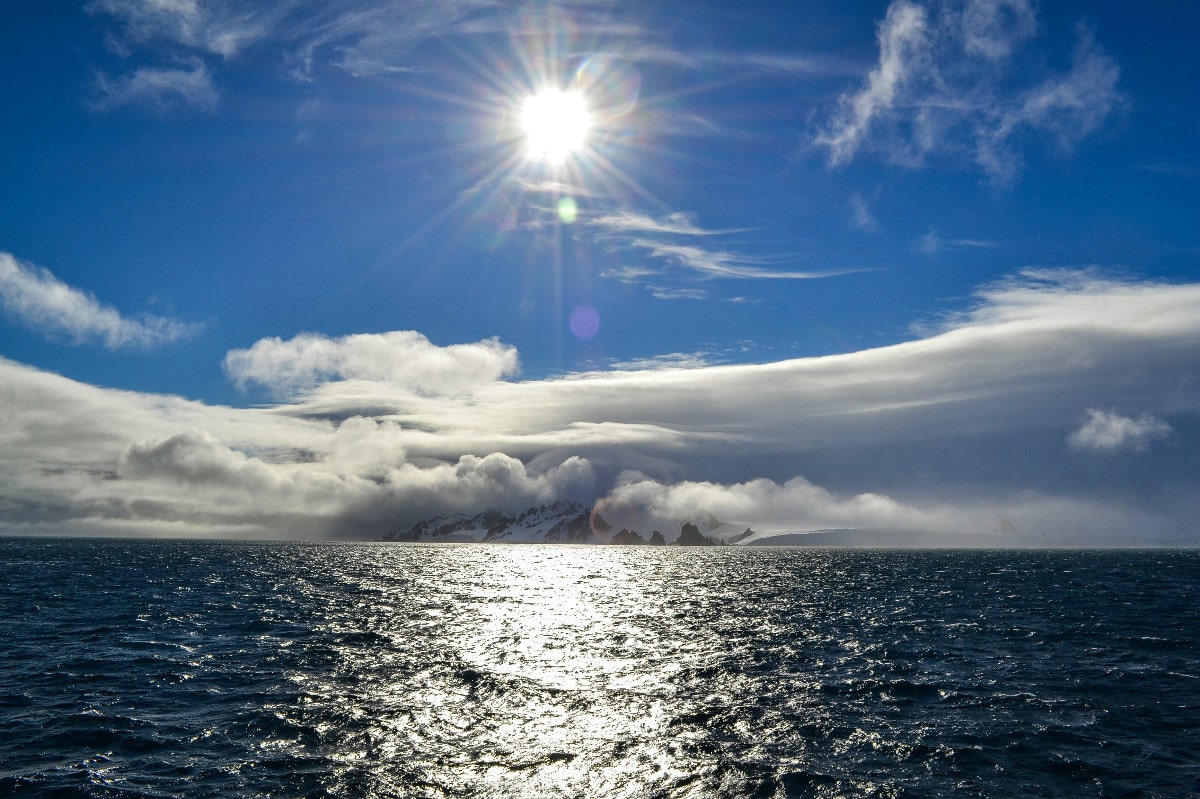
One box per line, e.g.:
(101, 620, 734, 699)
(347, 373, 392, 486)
(817, 0, 1124, 184)
(87, 0, 284, 58)
(91, 60, 219, 112)
(624, 240, 846, 280)
(0, 253, 201, 349)
(591, 211, 749, 237)
(590, 209, 854, 291)
(85, 0, 658, 108)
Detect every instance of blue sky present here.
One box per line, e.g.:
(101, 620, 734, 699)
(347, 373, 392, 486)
(1, 0, 1198, 541)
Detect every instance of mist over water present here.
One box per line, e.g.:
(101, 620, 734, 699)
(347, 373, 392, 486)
(2, 539, 1198, 798)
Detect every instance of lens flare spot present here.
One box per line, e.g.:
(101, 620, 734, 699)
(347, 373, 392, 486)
(575, 54, 641, 120)
(557, 197, 578, 224)
(590, 496, 642, 538)
(569, 305, 600, 341)
(520, 89, 590, 165)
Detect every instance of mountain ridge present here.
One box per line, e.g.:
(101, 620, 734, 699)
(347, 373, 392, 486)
(380, 504, 1046, 547)
(380, 501, 725, 545)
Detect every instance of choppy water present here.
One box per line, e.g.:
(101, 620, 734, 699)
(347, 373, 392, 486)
(2, 539, 1198, 798)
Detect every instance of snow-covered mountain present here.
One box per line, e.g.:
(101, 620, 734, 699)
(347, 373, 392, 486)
(380, 500, 732, 545)
(381, 504, 1014, 547)
(382, 500, 598, 544)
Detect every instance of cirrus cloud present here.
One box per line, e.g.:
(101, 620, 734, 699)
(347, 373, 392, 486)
(817, 0, 1124, 185)
(0, 252, 202, 349)
(590, 208, 860, 293)
(90, 60, 219, 112)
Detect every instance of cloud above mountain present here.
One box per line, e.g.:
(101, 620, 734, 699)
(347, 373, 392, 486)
(1, 268, 1196, 542)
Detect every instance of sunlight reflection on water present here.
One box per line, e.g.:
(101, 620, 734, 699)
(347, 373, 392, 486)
(3, 541, 1199, 798)
(363, 546, 724, 796)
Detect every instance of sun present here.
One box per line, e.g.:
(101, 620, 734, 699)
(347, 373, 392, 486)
(519, 89, 591, 165)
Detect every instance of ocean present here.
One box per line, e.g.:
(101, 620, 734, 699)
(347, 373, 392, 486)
(2, 539, 1198, 798)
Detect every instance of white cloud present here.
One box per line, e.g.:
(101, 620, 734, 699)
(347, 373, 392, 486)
(111, 425, 597, 536)
(817, 0, 930, 168)
(607, 473, 938, 533)
(1006, 28, 1122, 146)
(86, 0, 580, 85)
(88, 0, 288, 58)
(0, 354, 596, 538)
(590, 209, 853, 286)
(223, 330, 520, 397)
(599, 472, 1174, 545)
(606, 352, 720, 371)
(916, 228, 998, 255)
(517, 179, 601, 198)
(0, 252, 202, 348)
(959, 0, 1037, 61)
(1068, 409, 1172, 453)
(817, 0, 1124, 184)
(1, 270, 1198, 542)
(627, 44, 862, 78)
(625, 240, 838, 280)
(1136, 161, 1200, 180)
(92, 60, 219, 112)
(938, 268, 1200, 334)
(919, 228, 942, 255)
(849, 193, 879, 232)
(648, 286, 709, 301)
(591, 210, 749, 237)
(119, 429, 280, 488)
(84, 1, 501, 110)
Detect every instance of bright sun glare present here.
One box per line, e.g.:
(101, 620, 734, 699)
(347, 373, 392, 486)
(520, 89, 591, 165)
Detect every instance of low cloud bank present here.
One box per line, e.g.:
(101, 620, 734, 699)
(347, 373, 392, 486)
(1, 270, 1197, 542)
(110, 423, 596, 538)
(601, 473, 1179, 545)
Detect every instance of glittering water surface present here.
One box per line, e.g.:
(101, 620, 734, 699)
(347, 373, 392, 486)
(2, 540, 1199, 798)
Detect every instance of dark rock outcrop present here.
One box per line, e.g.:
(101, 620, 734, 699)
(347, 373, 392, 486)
(676, 522, 706, 546)
(675, 522, 722, 546)
(609, 529, 646, 545)
(384, 500, 593, 543)
(383, 510, 516, 542)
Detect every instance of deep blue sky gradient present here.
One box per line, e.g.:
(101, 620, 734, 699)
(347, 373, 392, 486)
(4, 1, 1195, 403)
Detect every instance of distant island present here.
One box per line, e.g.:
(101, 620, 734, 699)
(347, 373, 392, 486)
(380, 500, 1071, 547)
(381, 501, 726, 545)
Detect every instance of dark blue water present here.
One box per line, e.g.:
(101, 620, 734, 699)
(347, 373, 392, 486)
(2, 539, 1198, 798)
